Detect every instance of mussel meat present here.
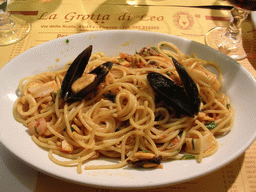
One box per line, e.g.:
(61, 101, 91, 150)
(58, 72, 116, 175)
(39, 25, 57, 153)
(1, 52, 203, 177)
(147, 58, 200, 117)
(127, 151, 162, 168)
(61, 45, 113, 102)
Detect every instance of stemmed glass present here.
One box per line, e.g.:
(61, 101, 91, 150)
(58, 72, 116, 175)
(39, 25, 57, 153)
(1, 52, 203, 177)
(205, 0, 255, 60)
(0, 0, 31, 46)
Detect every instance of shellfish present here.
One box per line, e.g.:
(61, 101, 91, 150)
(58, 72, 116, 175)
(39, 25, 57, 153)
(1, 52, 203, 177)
(61, 45, 113, 102)
(147, 58, 200, 117)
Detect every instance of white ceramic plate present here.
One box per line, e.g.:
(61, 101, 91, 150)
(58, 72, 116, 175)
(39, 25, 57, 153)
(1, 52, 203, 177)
(252, 11, 256, 28)
(1, 30, 256, 189)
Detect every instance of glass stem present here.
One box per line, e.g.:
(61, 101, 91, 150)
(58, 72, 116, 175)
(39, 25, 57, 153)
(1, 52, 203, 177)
(0, 0, 10, 26)
(225, 7, 248, 43)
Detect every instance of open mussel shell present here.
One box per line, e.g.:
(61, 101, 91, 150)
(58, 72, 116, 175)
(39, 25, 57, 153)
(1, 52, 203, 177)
(172, 58, 200, 115)
(147, 57, 200, 117)
(60, 44, 113, 102)
(147, 72, 195, 116)
(61, 45, 93, 100)
(69, 61, 113, 102)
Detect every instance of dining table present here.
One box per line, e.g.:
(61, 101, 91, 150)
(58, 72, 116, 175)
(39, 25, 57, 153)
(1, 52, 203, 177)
(1, 0, 256, 191)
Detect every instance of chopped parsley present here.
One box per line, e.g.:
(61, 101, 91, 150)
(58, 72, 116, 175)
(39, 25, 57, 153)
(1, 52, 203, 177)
(226, 104, 230, 109)
(205, 121, 218, 129)
(65, 39, 69, 44)
(151, 46, 159, 52)
(180, 154, 196, 160)
(34, 126, 39, 135)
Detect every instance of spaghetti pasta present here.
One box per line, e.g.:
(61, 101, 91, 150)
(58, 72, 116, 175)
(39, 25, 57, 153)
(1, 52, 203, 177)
(13, 41, 234, 173)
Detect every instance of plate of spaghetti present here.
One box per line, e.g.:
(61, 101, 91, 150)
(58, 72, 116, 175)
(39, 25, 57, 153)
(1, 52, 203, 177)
(1, 30, 256, 189)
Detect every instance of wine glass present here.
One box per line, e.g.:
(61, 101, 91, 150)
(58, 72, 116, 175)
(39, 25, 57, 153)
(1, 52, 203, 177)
(205, 0, 255, 60)
(0, 0, 31, 46)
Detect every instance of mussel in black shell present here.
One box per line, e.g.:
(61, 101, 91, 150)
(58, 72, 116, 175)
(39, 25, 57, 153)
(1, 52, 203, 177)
(147, 57, 200, 117)
(61, 45, 113, 102)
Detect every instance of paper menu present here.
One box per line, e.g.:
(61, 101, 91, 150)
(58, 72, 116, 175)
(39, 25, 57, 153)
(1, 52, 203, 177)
(2, 1, 255, 69)
(81, 0, 231, 6)
(0, 2, 235, 68)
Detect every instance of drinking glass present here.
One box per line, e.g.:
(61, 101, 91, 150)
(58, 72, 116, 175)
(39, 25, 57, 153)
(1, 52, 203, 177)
(205, 0, 255, 60)
(0, 0, 31, 46)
